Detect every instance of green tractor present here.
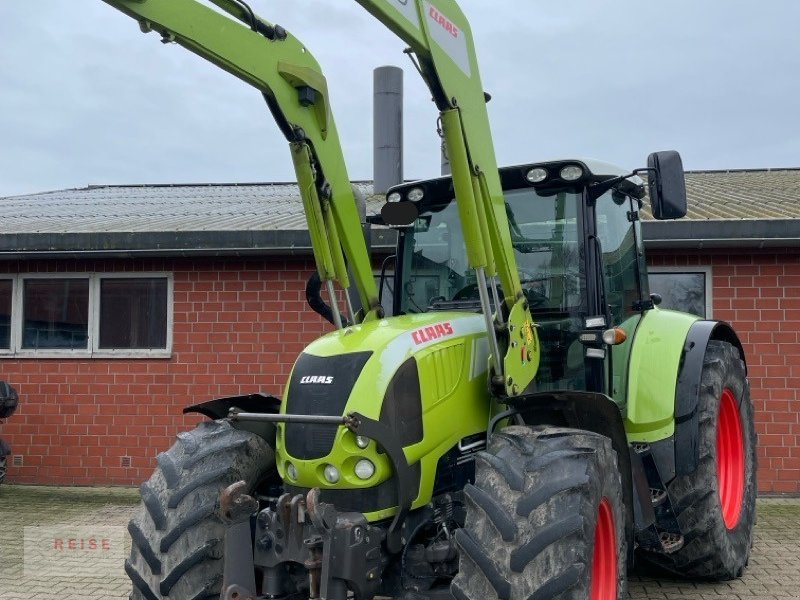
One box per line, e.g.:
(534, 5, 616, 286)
(92, 1, 756, 599)
(126, 156, 756, 600)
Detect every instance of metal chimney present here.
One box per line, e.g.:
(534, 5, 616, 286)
(373, 66, 404, 194)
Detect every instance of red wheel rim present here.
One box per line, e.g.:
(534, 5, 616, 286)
(717, 388, 745, 529)
(591, 498, 617, 600)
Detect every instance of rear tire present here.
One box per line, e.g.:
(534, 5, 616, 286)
(126, 419, 275, 600)
(639, 340, 756, 579)
(0, 455, 6, 485)
(451, 426, 627, 600)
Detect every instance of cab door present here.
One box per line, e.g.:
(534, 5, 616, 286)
(594, 191, 649, 410)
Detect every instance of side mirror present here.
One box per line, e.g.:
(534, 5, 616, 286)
(381, 201, 419, 227)
(647, 150, 687, 220)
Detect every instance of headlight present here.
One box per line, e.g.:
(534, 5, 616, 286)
(354, 459, 376, 480)
(387, 192, 401, 203)
(560, 165, 584, 181)
(286, 462, 298, 481)
(407, 187, 425, 202)
(526, 167, 548, 183)
(323, 464, 340, 484)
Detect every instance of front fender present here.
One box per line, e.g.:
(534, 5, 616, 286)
(625, 308, 699, 443)
(184, 393, 281, 444)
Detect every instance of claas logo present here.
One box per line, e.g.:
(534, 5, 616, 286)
(300, 375, 334, 385)
(412, 322, 455, 345)
(428, 5, 460, 38)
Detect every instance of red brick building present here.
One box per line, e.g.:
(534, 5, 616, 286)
(1, 170, 799, 494)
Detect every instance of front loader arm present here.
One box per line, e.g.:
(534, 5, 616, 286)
(355, 1, 538, 394)
(100, 0, 381, 322)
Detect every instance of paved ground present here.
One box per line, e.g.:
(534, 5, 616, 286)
(0, 485, 798, 599)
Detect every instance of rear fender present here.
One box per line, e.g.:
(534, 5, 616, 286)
(674, 320, 746, 476)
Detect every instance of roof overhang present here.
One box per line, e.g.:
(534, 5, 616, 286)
(0, 219, 796, 259)
(643, 219, 800, 249)
(0, 229, 398, 260)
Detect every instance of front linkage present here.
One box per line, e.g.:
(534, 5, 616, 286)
(222, 410, 418, 600)
(220, 483, 384, 600)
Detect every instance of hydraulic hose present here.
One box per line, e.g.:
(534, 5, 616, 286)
(305, 271, 350, 328)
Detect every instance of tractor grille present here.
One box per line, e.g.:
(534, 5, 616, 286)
(284, 351, 372, 460)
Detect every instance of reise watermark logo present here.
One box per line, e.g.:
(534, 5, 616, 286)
(23, 526, 125, 578)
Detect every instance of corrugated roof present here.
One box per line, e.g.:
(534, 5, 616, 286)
(0, 181, 386, 234)
(639, 168, 800, 221)
(1, 168, 798, 235)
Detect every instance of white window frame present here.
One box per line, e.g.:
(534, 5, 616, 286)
(647, 265, 713, 319)
(0, 272, 173, 359)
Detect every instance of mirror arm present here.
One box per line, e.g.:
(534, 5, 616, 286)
(587, 168, 654, 203)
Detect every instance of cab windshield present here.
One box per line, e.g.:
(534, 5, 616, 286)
(398, 188, 585, 316)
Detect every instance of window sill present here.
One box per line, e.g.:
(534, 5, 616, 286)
(0, 350, 173, 360)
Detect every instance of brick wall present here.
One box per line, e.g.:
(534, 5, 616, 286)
(648, 249, 800, 494)
(2, 250, 799, 494)
(0, 257, 332, 485)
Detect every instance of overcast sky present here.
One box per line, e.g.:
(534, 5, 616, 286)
(1, 1, 798, 197)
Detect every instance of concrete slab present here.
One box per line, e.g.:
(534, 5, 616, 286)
(0, 486, 797, 599)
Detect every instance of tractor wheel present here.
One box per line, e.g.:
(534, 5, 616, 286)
(126, 419, 275, 600)
(0, 455, 6, 484)
(451, 426, 627, 600)
(639, 340, 756, 579)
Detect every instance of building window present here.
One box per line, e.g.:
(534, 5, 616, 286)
(0, 280, 12, 350)
(648, 267, 712, 318)
(0, 273, 173, 358)
(22, 278, 90, 350)
(99, 278, 168, 350)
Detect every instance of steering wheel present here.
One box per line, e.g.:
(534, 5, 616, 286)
(452, 283, 482, 302)
(518, 272, 552, 307)
(451, 279, 549, 308)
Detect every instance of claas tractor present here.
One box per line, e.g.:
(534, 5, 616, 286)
(91, 1, 756, 599)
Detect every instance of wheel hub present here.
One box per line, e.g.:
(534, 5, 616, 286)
(591, 497, 617, 600)
(717, 388, 745, 530)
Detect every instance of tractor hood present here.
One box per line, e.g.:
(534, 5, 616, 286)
(283, 312, 488, 423)
(300, 311, 487, 387)
(276, 312, 491, 493)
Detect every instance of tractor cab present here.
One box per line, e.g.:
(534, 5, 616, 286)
(382, 156, 686, 401)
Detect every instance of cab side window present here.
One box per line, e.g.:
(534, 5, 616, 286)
(595, 191, 642, 325)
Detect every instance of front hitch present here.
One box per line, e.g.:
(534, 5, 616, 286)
(219, 481, 260, 600)
(222, 410, 418, 599)
(268, 489, 383, 599)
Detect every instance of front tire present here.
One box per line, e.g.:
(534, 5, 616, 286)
(126, 419, 275, 600)
(451, 426, 627, 600)
(639, 340, 757, 579)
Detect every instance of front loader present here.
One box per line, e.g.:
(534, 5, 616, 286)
(93, 2, 757, 599)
